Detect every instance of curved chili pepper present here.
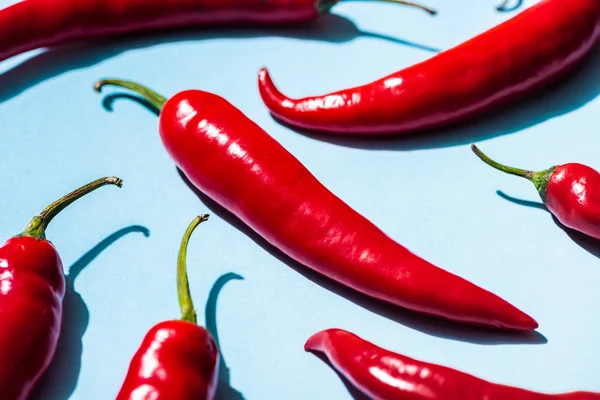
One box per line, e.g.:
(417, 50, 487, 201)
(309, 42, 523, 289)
(0, 176, 122, 400)
(0, 0, 435, 65)
(306, 328, 600, 400)
(115, 215, 219, 400)
(258, 0, 600, 135)
(93, 79, 537, 331)
(472, 144, 600, 241)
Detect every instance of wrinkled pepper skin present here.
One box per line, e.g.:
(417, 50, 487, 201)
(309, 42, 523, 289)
(95, 79, 536, 331)
(115, 321, 219, 400)
(0, 236, 64, 400)
(258, 0, 600, 135)
(306, 328, 600, 400)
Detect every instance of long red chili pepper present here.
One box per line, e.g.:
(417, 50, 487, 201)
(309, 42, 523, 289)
(306, 328, 600, 400)
(115, 214, 219, 400)
(0, 0, 435, 65)
(472, 144, 600, 241)
(258, 0, 600, 135)
(0, 176, 122, 400)
(93, 79, 537, 331)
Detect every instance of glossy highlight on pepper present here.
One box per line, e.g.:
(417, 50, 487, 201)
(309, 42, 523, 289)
(115, 215, 219, 400)
(306, 328, 600, 400)
(0, 176, 123, 400)
(472, 144, 600, 241)
(94, 78, 536, 331)
(258, 0, 600, 135)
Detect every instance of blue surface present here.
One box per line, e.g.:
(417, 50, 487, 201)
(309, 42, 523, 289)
(0, 0, 599, 398)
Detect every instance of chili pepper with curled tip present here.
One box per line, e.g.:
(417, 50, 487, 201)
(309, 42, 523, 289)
(307, 328, 600, 400)
(472, 144, 600, 241)
(115, 215, 219, 400)
(258, 0, 600, 135)
(0, 177, 122, 400)
(93, 78, 537, 331)
(0, 0, 435, 65)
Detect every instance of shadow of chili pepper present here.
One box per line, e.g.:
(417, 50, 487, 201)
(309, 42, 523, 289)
(310, 352, 370, 400)
(497, 190, 600, 259)
(29, 225, 150, 400)
(205, 272, 246, 400)
(175, 169, 546, 346)
(496, 0, 524, 12)
(0, 13, 439, 104)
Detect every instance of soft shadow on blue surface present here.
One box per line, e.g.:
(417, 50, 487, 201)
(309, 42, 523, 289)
(496, 0, 524, 12)
(205, 273, 246, 400)
(497, 190, 600, 259)
(176, 169, 547, 346)
(311, 352, 370, 400)
(30, 225, 150, 400)
(0, 13, 439, 103)
(277, 43, 600, 150)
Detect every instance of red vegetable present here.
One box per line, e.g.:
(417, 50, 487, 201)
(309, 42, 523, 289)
(258, 0, 600, 135)
(115, 214, 219, 400)
(306, 328, 600, 400)
(0, 177, 122, 400)
(472, 144, 600, 241)
(94, 79, 537, 331)
(0, 0, 435, 64)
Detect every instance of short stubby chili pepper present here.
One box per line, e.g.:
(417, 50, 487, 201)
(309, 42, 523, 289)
(93, 79, 537, 331)
(115, 214, 219, 400)
(0, 176, 122, 400)
(0, 0, 435, 65)
(306, 328, 600, 400)
(472, 144, 600, 241)
(258, 0, 600, 135)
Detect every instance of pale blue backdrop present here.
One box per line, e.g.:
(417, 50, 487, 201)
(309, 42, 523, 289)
(0, 0, 598, 399)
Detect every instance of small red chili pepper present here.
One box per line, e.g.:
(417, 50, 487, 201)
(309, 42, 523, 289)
(0, 0, 435, 64)
(115, 214, 219, 400)
(306, 328, 600, 400)
(93, 79, 537, 331)
(258, 0, 600, 135)
(472, 144, 600, 241)
(0, 176, 122, 400)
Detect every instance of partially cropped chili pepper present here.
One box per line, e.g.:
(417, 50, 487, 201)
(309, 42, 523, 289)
(0, 0, 435, 65)
(115, 214, 219, 400)
(258, 0, 600, 135)
(93, 79, 537, 331)
(0, 176, 122, 400)
(306, 328, 600, 400)
(472, 144, 600, 241)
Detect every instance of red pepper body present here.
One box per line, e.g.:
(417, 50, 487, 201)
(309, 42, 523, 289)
(259, 0, 600, 135)
(306, 328, 600, 400)
(545, 164, 600, 240)
(0, 236, 65, 400)
(0, 0, 325, 63)
(154, 88, 536, 330)
(115, 320, 219, 400)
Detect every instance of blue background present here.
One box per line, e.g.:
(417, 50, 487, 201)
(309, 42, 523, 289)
(0, 0, 599, 398)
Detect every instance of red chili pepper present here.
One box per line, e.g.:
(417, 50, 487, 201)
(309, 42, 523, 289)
(0, 0, 435, 64)
(115, 214, 219, 400)
(306, 328, 600, 400)
(0, 177, 122, 400)
(472, 144, 600, 241)
(93, 79, 537, 331)
(258, 0, 600, 135)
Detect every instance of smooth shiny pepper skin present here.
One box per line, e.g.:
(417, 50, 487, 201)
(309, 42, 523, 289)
(306, 328, 600, 400)
(258, 0, 600, 135)
(115, 321, 219, 400)
(95, 79, 536, 331)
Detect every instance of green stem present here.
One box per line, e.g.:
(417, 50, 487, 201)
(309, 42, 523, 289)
(177, 214, 210, 324)
(22, 177, 123, 240)
(93, 79, 167, 111)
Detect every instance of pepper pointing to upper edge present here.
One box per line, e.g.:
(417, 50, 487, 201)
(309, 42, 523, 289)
(472, 144, 600, 241)
(94, 78, 536, 331)
(258, 0, 600, 135)
(115, 215, 219, 400)
(0, 176, 123, 400)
